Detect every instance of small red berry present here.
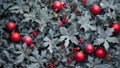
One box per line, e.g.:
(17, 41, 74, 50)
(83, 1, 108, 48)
(61, 44, 64, 49)
(49, 63, 54, 68)
(53, 1, 62, 11)
(73, 47, 79, 51)
(32, 29, 39, 36)
(78, 39, 84, 43)
(63, 3, 68, 8)
(59, 22, 63, 27)
(84, 44, 94, 54)
(75, 51, 85, 62)
(90, 4, 101, 15)
(10, 32, 20, 42)
(82, 0, 87, 5)
(22, 35, 33, 46)
(6, 21, 16, 31)
(29, 44, 34, 49)
(61, 16, 68, 24)
(67, 57, 71, 64)
(111, 23, 120, 33)
(96, 48, 106, 58)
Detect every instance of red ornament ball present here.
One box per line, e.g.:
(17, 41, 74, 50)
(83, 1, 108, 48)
(53, 1, 62, 11)
(82, 0, 87, 5)
(111, 23, 120, 33)
(10, 32, 20, 42)
(75, 51, 85, 62)
(85, 44, 94, 54)
(6, 21, 16, 31)
(90, 4, 101, 15)
(22, 35, 32, 46)
(95, 48, 106, 58)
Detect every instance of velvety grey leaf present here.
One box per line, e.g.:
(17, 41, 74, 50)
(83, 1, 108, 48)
(59, 36, 67, 42)
(60, 27, 68, 35)
(68, 23, 78, 35)
(104, 40, 109, 50)
(32, 48, 40, 60)
(22, 5, 29, 12)
(28, 56, 38, 62)
(105, 28, 114, 37)
(49, 29, 54, 39)
(68, 13, 76, 22)
(7, 43, 15, 50)
(94, 64, 112, 68)
(100, 0, 109, 9)
(107, 37, 119, 43)
(14, 54, 25, 64)
(41, 50, 47, 58)
(15, 44, 22, 51)
(57, 63, 64, 68)
(3, 50, 13, 61)
(94, 38, 104, 45)
(48, 45, 53, 53)
(39, 22, 46, 32)
(9, 5, 21, 10)
(22, 43, 27, 50)
(94, 58, 102, 64)
(0, 59, 5, 64)
(98, 28, 106, 38)
(43, 36, 50, 41)
(26, 63, 40, 68)
(43, 42, 49, 47)
(69, 36, 78, 45)
(88, 56, 93, 63)
(64, 38, 69, 48)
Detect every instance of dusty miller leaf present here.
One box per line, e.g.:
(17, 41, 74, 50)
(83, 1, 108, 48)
(64, 39, 70, 48)
(106, 37, 119, 43)
(14, 54, 25, 64)
(94, 38, 104, 45)
(104, 40, 109, 50)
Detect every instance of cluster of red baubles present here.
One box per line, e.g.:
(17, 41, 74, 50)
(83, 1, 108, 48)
(52, 1, 101, 15)
(75, 44, 106, 62)
(6, 21, 35, 49)
(6, 1, 120, 67)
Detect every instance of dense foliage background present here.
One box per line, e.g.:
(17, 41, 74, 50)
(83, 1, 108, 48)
(0, 0, 120, 68)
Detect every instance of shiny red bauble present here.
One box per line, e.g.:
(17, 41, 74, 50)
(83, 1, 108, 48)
(75, 51, 85, 62)
(82, 0, 87, 5)
(10, 32, 20, 42)
(22, 35, 32, 46)
(6, 21, 16, 31)
(53, 1, 62, 11)
(90, 4, 101, 15)
(95, 48, 106, 58)
(85, 44, 94, 54)
(111, 23, 120, 33)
